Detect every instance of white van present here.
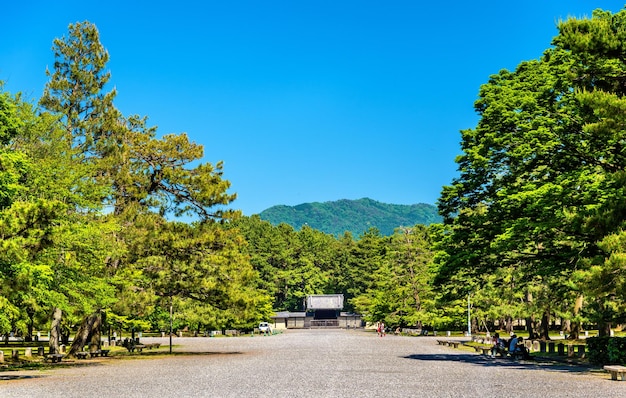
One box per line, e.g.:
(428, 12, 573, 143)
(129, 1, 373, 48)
(259, 322, 272, 334)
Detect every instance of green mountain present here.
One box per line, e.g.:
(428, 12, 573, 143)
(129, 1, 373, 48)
(258, 198, 442, 236)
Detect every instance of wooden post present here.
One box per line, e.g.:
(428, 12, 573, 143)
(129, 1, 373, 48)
(38, 346, 45, 356)
(0, 350, 4, 362)
(567, 344, 575, 357)
(557, 343, 565, 356)
(25, 347, 32, 357)
(548, 342, 555, 353)
(12, 349, 19, 359)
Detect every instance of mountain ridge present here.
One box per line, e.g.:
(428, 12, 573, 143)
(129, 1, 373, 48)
(258, 197, 442, 236)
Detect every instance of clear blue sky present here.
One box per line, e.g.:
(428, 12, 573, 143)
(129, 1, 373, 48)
(2, 1, 625, 215)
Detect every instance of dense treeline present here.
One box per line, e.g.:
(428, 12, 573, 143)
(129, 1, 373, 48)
(2, 9, 626, 348)
(226, 216, 441, 330)
(259, 198, 442, 236)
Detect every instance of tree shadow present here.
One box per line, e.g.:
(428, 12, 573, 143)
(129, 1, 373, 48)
(0, 374, 44, 381)
(119, 350, 244, 358)
(115, 351, 245, 358)
(402, 353, 602, 375)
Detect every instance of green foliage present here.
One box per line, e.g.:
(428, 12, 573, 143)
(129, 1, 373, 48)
(260, 198, 442, 236)
(0, 19, 266, 343)
(229, 216, 339, 311)
(11, 8, 626, 341)
(351, 225, 441, 328)
(437, 8, 626, 335)
(0, 86, 23, 145)
(587, 337, 626, 365)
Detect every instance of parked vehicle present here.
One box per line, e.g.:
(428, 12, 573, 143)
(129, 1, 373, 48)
(259, 322, 272, 334)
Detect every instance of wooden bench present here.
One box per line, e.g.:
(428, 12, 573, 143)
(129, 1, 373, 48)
(604, 365, 626, 381)
(89, 349, 110, 358)
(133, 344, 146, 352)
(437, 340, 460, 348)
(44, 354, 64, 363)
(144, 343, 161, 349)
(75, 351, 90, 359)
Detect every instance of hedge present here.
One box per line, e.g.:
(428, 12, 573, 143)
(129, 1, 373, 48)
(587, 337, 626, 365)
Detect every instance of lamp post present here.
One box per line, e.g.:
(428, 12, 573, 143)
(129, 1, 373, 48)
(467, 293, 471, 337)
(169, 296, 173, 354)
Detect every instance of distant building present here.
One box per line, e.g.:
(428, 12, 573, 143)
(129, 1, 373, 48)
(271, 294, 362, 329)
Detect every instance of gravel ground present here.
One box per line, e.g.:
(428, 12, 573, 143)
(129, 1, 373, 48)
(0, 329, 623, 397)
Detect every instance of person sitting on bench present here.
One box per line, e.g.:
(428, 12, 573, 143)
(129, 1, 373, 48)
(509, 335, 531, 359)
(491, 332, 505, 357)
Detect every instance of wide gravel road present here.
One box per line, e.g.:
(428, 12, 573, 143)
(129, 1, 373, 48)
(0, 329, 623, 397)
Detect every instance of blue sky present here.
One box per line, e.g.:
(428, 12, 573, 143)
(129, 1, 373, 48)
(2, 1, 625, 215)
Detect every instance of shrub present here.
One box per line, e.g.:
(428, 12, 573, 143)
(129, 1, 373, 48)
(587, 337, 626, 364)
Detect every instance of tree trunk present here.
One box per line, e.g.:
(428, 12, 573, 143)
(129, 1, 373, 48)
(569, 295, 584, 339)
(539, 309, 550, 340)
(49, 307, 62, 354)
(525, 322, 533, 340)
(598, 319, 612, 337)
(597, 297, 614, 337)
(26, 309, 35, 342)
(68, 311, 101, 356)
(562, 318, 571, 336)
(61, 327, 70, 345)
(525, 290, 536, 339)
(504, 316, 513, 334)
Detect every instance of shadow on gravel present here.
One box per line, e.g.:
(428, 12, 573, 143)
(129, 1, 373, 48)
(120, 351, 244, 358)
(402, 353, 601, 375)
(0, 374, 44, 381)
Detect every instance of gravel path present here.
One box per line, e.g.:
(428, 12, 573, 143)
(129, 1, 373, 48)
(0, 329, 623, 397)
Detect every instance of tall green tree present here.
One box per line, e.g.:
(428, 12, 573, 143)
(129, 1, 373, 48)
(39, 21, 116, 159)
(438, 7, 626, 336)
(37, 21, 252, 353)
